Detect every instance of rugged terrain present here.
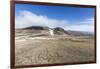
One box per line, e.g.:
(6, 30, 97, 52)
(15, 26, 95, 66)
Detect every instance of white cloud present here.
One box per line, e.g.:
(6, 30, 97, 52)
(15, 10, 94, 32)
(65, 18, 94, 32)
(15, 10, 68, 29)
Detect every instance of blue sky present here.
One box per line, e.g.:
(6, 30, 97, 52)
(15, 4, 95, 32)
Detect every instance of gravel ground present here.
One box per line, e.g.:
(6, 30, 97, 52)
(15, 36, 94, 66)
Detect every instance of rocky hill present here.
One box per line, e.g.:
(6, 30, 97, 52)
(15, 26, 93, 37)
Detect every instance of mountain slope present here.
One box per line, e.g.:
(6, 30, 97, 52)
(15, 26, 93, 36)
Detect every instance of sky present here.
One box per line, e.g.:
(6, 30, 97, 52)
(15, 4, 95, 32)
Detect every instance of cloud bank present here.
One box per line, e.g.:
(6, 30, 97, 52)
(15, 10, 68, 29)
(65, 18, 94, 32)
(15, 10, 94, 32)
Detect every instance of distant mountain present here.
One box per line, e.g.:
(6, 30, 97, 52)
(16, 26, 93, 36)
(67, 30, 93, 36)
(23, 26, 49, 30)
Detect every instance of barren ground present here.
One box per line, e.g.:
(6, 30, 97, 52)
(15, 35, 94, 66)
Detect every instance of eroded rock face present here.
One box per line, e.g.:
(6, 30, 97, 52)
(53, 27, 68, 35)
